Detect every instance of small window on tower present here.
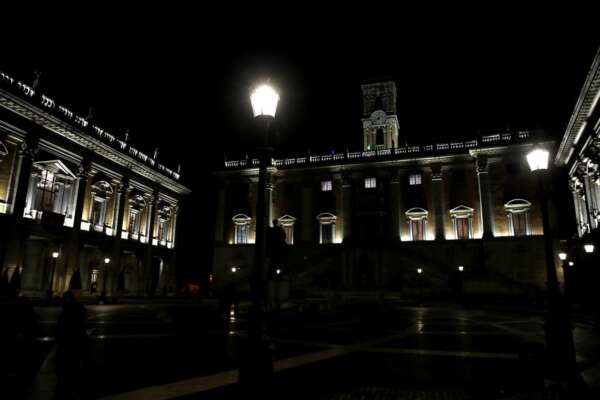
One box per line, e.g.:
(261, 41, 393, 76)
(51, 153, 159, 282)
(409, 174, 422, 185)
(376, 128, 384, 146)
(364, 177, 377, 189)
(321, 180, 332, 192)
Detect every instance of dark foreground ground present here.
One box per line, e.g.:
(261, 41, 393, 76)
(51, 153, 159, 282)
(2, 299, 600, 399)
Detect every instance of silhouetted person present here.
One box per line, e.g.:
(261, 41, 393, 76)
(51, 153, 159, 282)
(55, 291, 89, 400)
(266, 220, 288, 276)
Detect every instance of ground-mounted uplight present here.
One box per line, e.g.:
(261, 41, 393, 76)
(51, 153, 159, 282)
(250, 84, 280, 118)
(417, 268, 423, 274)
(558, 252, 567, 261)
(52, 251, 60, 259)
(526, 147, 550, 172)
(584, 243, 595, 253)
(458, 266, 464, 272)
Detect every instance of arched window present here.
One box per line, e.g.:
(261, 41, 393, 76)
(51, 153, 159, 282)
(277, 214, 296, 244)
(449, 205, 474, 240)
(316, 213, 336, 244)
(232, 214, 252, 244)
(504, 199, 531, 236)
(406, 207, 428, 241)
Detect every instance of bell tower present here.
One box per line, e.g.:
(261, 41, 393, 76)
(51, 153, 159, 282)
(360, 80, 400, 151)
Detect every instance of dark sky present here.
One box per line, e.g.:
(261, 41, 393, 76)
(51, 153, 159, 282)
(2, 25, 598, 282)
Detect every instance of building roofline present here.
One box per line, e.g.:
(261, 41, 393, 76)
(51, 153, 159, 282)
(0, 70, 184, 184)
(555, 47, 600, 166)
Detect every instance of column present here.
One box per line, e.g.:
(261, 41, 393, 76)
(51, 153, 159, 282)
(341, 174, 353, 242)
(63, 160, 91, 293)
(430, 164, 445, 240)
(1, 136, 38, 275)
(583, 175, 598, 230)
(300, 181, 314, 242)
(10, 138, 38, 218)
(570, 184, 584, 237)
(171, 204, 179, 248)
(111, 179, 129, 289)
(266, 181, 274, 227)
(476, 156, 495, 238)
(144, 192, 158, 291)
(214, 182, 226, 242)
(388, 173, 400, 240)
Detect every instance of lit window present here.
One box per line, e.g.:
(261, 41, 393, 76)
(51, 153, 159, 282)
(504, 199, 531, 237)
(316, 213, 336, 244)
(406, 208, 428, 241)
(232, 214, 252, 244)
(321, 180, 332, 192)
(277, 215, 296, 245)
(409, 174, 422, 185)
(450, 205, 474, 240)
(364, 177, 376, 189)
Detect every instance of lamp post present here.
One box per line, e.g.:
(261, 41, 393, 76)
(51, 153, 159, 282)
(526, 146, 580, 386)
(241, 83, 279, 390)
(100, 257, 110, 303)
(46, 251, 59, 301)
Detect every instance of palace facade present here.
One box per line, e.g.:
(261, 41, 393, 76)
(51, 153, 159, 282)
(0, 71, 191, 298)
(555, 47, 600, 238)
(213, 80, 558, 300)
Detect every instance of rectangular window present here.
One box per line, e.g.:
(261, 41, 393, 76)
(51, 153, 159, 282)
(283, 225, 294, 244)
(456, 218, 470, 240)
(129, 211, 140, 234)
(512, 213, 528, 236)
(321, 180, 332, 192)
(320, 224, 334, 244)
(158, 220, 167, 242)
(410, 220, 425, 241)
(409, 174, 422, 185)
(234, 224, 249, 244)
(364, 177, 377, 189)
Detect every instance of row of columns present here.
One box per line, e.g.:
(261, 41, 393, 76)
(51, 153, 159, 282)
(215, 157, 497, 244)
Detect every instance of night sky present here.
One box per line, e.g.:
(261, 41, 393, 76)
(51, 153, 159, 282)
(2, 25, 598, 283)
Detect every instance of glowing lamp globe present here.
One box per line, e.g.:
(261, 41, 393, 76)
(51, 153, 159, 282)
(52, 251, 60, 259)
(104, 257, 111, 264)
(250, 84, 280, 118)
(558, 252, 567, 261)
(417, 268, 422, 274)
(584, 244, 595, 253)
(526, 148, 549, 172)
(231, 267, 237, 273)
(458, 266, 464, 272)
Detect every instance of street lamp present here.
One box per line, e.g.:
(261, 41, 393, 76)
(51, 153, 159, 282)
(584, 243, 595, 253)
(558, 252, 567, 261)
(47, 251, 60, 301)
(100, 257, 110, 303)
(458, 265, 464, 272)
(417, 268, 422, 274)
(526, 145, 579, 384)
(241, 82, 279, 390)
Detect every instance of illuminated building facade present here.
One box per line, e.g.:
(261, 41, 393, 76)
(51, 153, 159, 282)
(213, 80, 558, 298)
(555, 48, 600, 238)
(0, 71, 191, 298)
